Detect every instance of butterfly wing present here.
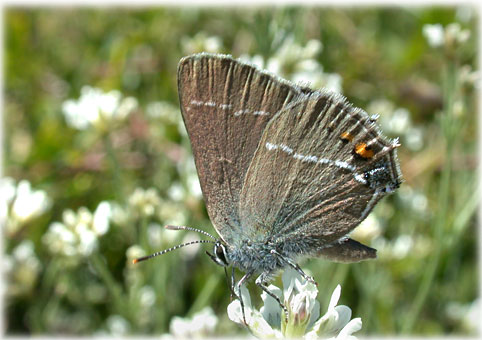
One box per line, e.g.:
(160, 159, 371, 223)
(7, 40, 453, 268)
(238, 90, 402, 249)
(177, 53, 311, 243)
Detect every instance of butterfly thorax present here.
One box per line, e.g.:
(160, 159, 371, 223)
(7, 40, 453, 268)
(224, 239, 284, 274)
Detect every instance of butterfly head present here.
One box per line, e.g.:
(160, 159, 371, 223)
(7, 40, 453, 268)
(206, 241, 230, 267)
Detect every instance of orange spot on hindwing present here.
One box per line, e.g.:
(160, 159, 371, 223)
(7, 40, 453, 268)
(340, 131, 354, 142)
(354, 142, 374, 159)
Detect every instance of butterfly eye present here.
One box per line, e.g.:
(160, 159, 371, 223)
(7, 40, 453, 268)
(214, 242, 229, 266)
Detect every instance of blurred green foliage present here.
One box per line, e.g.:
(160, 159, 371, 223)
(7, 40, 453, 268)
(3, 5, 478, 336)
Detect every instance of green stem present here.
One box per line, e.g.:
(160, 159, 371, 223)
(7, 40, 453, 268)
(187, 274, 221, 316)
(102, 133, 124, 199)
(139, 215, 150, 253)
(90, 253, 127, 317)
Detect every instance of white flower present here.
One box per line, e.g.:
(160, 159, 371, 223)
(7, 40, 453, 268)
(423, 23, 471, 49)
(445, 23, 470, 46)
(4, 240, 42, 296)
(423, 24, 445, 47)
(181, 32, 222, 54)
(128, 187, 161, 218)
(368, 99, 423, 151)
(145, 101, 179, 122)
(351, 213, 382, 242)
(62, 86, 137, 131)
(227, 268, 361, 339)
(170, 307, 218, 337)
(184, 157, 203, 198)
(228, 286, 282, 339)
(239, 54, 265, 69)
(126, 245, 146, 264)
(0, 177, 51, 235)
(446, 299, 479, 333)
(42, 201, 112, 258)
(241, 37, 342, 94)
(167, 182, 184, 201)
(147, 223, 164, 248)
(106, 315, 130, 335)
(139, 285, 156, 308)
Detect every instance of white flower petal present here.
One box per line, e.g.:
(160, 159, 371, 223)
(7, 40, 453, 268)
(329, 285, 342, 310)
(227, 299, 244, 324)
(93, 201, 111, 235)
(261, 284, 282, 328)
(332, 305, 352, 333)
(422, 24, 444, 47)
(337, 317, 362, 339)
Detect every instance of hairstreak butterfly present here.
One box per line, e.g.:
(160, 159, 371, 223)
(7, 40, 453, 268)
(134, 53, 402, 324)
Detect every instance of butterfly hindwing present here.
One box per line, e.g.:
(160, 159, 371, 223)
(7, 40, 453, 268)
(239, 91, 401, 247)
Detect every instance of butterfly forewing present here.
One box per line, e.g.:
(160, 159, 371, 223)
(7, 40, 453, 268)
(239, 91, 402, 246)
(177, 53, 311, 243)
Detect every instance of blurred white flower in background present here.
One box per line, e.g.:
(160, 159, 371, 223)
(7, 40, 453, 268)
(147, 222, 164, 248)
(367, 99, 423, 151)
(422, 24, 445, 47)
(182, 156, 203, 198)
(240, 36, 343, 94)
(170, 306, 218, 338)
(446, 299, 480, 334)
(398, 185, 429, 216)
(444, 23, 470, 46)
(181, 32, 222, 55)
(458, 64, 479, 88)
(373, 233, 432, 260)
(128, 187, 161, 218)
(106, 314, 130, 336)
(4, 240, 42, 296)
(423, 22, 470, 49)
(228, 268, 361, 339)
(126, 245, 146, 265)
(145, 101, 179, 121)
(62, 86, 138, 132)
(351, 214, 382, 243)
(42, 202, 112, 258)
(138, 285, 156, 308)
(0, 177, 51, 235)
(167, 182, 184, 201)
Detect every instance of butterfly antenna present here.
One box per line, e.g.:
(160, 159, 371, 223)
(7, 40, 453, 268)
(132, 239, 215, 264)
(165, 225, 217, 240)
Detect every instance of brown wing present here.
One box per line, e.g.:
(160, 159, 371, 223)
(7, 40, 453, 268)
(238, 90, 402, 246)
(177, 53, 311, 243)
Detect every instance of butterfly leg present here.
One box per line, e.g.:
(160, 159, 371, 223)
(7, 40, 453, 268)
(225, 267, 234, 300)
(235, 271, 253, 326)
(255, 273, 289, 323)
(270, 249, 318, 286)
(226, 267, 239, 301)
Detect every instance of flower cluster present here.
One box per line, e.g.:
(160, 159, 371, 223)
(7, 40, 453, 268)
(4, 240, 42, 296)
(422, 23, 470, 49)
(128, 187, 162, 219)
(42, 202, 112, 258)
(240, 36, 342, 94)
(1, 177, 51, 235)
(169, 307, 219, 338)
(181, 32, 223, 54)
(62, 86, 138, 132)
(366, 99, 423, 152)
(228, 269, 362, 339)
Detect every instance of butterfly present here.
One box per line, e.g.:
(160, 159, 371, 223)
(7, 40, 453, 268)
(134, 53, 402, 324)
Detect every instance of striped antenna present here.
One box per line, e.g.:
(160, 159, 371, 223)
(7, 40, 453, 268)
(132, 239, 215, 264)
(165, 225, 217, 240)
